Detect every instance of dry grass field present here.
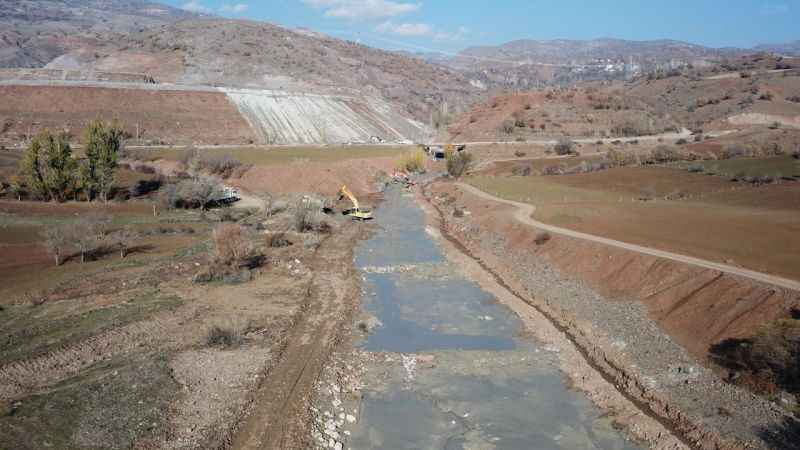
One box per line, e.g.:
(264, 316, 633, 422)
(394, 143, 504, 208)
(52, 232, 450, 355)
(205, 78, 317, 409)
(467, 166, 800, 279)
(125, 144, 411, 166)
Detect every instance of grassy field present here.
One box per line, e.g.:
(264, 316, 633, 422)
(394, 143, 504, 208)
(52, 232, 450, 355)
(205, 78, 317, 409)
(467, 166, 800, 280)
(125, 145, 411, 166)
(672, 155, 800, 178)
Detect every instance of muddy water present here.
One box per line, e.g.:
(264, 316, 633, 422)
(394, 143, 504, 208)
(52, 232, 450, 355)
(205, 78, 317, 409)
(349, 187, 640, 450)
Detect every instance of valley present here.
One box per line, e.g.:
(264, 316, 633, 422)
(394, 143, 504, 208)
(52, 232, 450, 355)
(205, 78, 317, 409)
(0, 1, 799, 449)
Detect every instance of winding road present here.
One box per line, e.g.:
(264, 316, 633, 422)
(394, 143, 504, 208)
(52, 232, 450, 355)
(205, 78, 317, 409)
(456, 182, 800, 292)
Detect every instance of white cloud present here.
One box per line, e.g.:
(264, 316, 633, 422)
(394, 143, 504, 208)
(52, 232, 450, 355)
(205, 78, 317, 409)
(375, 21, 431, 37)
(376, 21, 468, 41)
(220, 3, 249, 13)
(303, 0, 421, 20)
(181, 0, 212, 14)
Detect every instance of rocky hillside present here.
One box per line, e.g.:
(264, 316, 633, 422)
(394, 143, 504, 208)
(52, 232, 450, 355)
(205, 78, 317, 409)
(754, 40, 800, 56)
(426, 38, 752, 89)
(458, 38, 743, 66)
(46, 18, 482, 123)
(0, 0, 196, 67)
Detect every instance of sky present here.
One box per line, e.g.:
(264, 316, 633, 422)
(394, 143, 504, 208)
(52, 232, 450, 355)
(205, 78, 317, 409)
(163, 0, 799, 54)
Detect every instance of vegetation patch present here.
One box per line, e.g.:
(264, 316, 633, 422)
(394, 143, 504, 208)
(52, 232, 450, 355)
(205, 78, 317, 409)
(0, 353, 178, 450)
(0, 290, 182, 364)
(711, 315, 800, 397)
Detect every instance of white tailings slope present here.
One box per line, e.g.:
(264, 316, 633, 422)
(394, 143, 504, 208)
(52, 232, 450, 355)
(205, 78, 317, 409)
(222, 88, 430, 145)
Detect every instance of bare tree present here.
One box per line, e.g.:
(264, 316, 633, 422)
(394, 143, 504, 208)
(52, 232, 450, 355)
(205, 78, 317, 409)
(107, 226, 139, 258)
(66, 216, 109, 263)
(42, 224, 72, 266)
(86, 213, 113, 237)
(212, 223, 252, 263)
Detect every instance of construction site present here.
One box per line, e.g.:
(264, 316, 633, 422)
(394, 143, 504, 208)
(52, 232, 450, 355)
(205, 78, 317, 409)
(2, 2, 800, 450)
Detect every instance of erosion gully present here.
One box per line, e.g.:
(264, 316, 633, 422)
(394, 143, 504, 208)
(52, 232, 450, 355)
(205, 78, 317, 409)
(342, 186, 640, 449)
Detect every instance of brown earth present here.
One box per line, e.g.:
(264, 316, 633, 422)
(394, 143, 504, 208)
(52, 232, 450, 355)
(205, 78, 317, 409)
(0, 85, 257, 145)
(427, 180, 800, 449)
(467, 167, 800, 280)
(233, 156, 397, 197)
(445, 88, 678, 142)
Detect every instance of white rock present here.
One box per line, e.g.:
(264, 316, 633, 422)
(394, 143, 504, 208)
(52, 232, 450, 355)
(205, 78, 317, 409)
(345, 414, 356, 423)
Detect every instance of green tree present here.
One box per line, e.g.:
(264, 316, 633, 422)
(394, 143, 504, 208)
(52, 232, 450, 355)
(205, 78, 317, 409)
(19, 130, 77, 202)
(83, 119, 124, 202)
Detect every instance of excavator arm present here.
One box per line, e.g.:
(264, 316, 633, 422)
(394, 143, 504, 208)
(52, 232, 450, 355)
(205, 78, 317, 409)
(337, 185, 372, 220)
(338, 185, 359, 210)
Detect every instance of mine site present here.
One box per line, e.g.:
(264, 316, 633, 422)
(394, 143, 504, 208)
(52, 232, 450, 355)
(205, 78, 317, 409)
(1, 1, 799, 449)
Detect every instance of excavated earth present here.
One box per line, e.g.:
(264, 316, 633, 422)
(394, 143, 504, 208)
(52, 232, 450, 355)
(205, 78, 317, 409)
(422, 180, 800, 450)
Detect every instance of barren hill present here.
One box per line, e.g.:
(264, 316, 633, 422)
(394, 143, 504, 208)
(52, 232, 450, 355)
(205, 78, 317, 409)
(459, 38, 743, 65)
(754, 40, 800, 56)
(0, 0, 196, 67)
(46, 18, 481, 123)
(426, 38, 752, 89)
(444, 53, 800, 142)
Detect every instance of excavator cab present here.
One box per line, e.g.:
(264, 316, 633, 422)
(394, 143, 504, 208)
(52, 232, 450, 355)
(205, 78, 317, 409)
(337, 185, 373, 221)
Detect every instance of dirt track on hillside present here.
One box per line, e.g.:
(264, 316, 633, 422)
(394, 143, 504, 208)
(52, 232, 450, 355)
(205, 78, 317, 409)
(456, 182, 800, 291)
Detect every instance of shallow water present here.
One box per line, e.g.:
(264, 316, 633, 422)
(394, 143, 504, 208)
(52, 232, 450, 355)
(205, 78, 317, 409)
(350, 187, 639, 450)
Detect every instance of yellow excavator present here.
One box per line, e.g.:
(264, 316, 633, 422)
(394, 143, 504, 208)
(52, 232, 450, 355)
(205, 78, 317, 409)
(337, 185, 373, 221)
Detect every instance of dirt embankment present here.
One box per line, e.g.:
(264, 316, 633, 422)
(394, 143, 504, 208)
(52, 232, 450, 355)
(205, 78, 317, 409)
(232, 157, 396, 197)
(425, 180, 800, 450)
(0, 85, 256, 145)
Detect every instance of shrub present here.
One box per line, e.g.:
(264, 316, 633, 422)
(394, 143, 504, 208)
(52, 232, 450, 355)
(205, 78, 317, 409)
(710, 316, 800, 395)
(511, 166, 532, 176)
(554, 138, 575, 156)
(396, 149, 426, 173)
(676, 138, 688, 145)
(265, 197, 288, 216)
(724, 144, 748, 159)
(768, 121, 781, 130)
(206, 325, 244, 348)
(639, 185, 657, 200)
(178, 147, 198, 167)
(534, 231, 551, 245)
(694, 134, 703, 142)
(542, 165, 564, 176)
(786, 96, 800, 103)
(611, 119, 652, 137)
(513, 150, 526, 157)
(169, 178, 223, 209)
(130, 178, 162, 197)
(758, 92, 774, 101)
(687, 163, 705, 173)
(266, 232, 292, 248)
(292, 201, 332, 233)
(212, 223, 253, 264)
(446, 151, 473, 178)
(500, 120, 515, 134)
(651, 145, 680, 163)
(196, 154, 243, 178)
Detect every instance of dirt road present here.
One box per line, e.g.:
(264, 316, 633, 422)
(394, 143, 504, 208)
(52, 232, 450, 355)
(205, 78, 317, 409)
(230, 223, 362, 450)
(457, 182, 800, 292)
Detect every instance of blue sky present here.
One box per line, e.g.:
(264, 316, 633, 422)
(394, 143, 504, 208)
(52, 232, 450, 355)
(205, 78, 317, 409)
(165, 0, 799, 53)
